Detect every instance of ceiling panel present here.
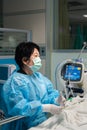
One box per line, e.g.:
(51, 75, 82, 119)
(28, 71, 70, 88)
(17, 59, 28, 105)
(68, 0, 87, 22)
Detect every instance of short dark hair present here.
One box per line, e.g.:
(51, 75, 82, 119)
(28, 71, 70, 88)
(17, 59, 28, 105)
(15, 41, 40, 68)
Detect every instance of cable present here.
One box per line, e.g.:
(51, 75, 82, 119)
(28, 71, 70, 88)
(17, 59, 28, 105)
(77, 42, 87, 60)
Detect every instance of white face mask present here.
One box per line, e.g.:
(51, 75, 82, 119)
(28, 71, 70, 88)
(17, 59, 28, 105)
(29, 57, 42, 73)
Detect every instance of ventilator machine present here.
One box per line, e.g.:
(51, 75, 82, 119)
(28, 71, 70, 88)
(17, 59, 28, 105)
(55, 42, 87, 99)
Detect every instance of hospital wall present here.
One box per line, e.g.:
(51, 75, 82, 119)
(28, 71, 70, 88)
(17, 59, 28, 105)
(3, 0, 45, 44)
(51, 52, 87, 91)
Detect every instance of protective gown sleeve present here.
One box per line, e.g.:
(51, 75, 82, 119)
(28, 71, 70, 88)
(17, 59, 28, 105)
(42, 75, 60, 104)
(2, 76, 43, 117)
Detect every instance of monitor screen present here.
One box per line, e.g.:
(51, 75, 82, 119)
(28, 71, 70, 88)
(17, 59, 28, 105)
(0, 64, 16, 84)
(0, 66, 9, 81)
(61, 63, 83, 82)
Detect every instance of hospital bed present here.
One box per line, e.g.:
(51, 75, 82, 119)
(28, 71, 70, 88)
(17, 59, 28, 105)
(29, 96, 87, 130)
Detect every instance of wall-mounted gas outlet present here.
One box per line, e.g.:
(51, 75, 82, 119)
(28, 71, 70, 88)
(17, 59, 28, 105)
(40, 46, 46, 57)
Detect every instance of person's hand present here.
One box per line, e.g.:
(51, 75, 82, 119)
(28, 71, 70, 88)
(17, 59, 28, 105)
(42, 104, 63, 115)
(57, 95, 66, 106)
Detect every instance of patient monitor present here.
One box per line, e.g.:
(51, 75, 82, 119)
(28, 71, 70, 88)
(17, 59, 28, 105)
(56, 60, 85, 98)
(61, 61, 84, 84)
(55, 43, 87, 98)
(0, 64, 16, 84)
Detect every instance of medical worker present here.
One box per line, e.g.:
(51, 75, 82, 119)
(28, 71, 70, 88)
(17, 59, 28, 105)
(1, 42, 65, 130)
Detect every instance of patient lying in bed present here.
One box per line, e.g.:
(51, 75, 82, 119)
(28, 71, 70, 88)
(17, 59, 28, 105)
(29, 96, 87, 130)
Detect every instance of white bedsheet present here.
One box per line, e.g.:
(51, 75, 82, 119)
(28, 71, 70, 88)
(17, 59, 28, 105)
(29, 96, 87, 130)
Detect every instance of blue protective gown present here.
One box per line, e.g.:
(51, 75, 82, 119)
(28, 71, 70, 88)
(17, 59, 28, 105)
(1, 72, 59, 130)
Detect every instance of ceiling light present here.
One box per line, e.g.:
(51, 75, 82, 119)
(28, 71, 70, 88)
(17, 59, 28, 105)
(83, 15, 87, 17)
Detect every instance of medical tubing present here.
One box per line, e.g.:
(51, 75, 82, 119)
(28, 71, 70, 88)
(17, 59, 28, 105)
(55, 63, 60, 89)
(77, 42, 87, 60)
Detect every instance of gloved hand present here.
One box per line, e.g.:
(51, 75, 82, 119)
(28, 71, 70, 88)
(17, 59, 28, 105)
(42, 104, 63, 115)
(57, 94, 66, 106)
